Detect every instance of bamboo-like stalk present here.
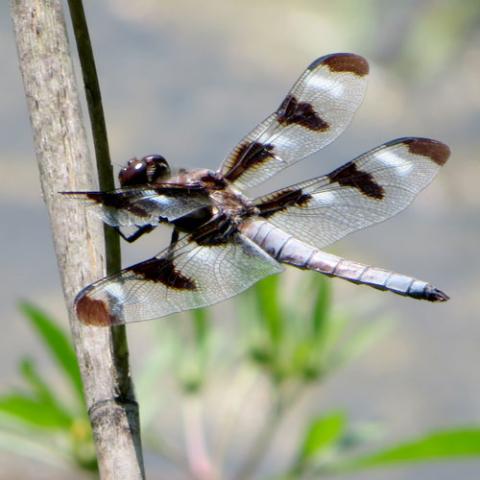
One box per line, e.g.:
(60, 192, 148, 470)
(66, 0, 121, 275)
(10, 1, 144, 478)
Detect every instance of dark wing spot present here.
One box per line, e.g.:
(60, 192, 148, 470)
(224, 141, 275, 183)
(86, 192, 122, 206)
(403, 138, 450, 166)
(312, 53, 369, 76)
(131, 257, 196, 290)
(257, 188, 312, 218)
(328, 162, 385, 200)
(75, 291, 116, 326)
(86, 192, 150, 218)
(277, 95, 329, 131)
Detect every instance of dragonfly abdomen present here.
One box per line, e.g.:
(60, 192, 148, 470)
(241, 219, 448, 302)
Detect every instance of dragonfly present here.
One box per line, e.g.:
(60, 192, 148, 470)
(66, 53, 450, 327)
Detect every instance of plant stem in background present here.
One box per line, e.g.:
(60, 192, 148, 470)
(183, 396, 217, 480)
(234, 384, 305, 480)
(65, 0, 120, 275)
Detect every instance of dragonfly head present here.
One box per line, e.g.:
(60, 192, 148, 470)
(119, 154, 171, 187)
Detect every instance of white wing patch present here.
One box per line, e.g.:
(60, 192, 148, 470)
(219, 53, 369, 189)
(254, 137, 450, 250)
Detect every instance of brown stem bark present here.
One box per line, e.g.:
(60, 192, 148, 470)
(10, 1, 145, 478)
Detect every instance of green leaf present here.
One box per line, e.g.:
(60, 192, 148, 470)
(192, 307, 210, 351)
(333, 428, 480, 472)
(254, 275, 284, 346)
(20, 357, 56, 401)
(311, 276, 331, 338)
(19, 302, 84, 403)
(311, 312, 349, 365)
(298, 411, 347, 463)
(191, 307, 211, 372)
(329, 317, 392, 371)
(19, 358, 74, 421)
(0, 394, 72, 430)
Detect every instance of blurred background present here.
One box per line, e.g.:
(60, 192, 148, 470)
(1, 0, 479, 478)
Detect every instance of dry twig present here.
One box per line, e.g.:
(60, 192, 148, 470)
(10, 1, 144, 478)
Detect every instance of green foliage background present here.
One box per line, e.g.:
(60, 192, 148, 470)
(1, 274, 479, 478)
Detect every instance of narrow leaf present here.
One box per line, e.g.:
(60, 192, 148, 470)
(311, 276, 331, 337)
(298, 411, 347, 463)
(19, 302, 84, 402)
(192, 307, 210, 351)
(330, 318, 392, 371)
(20, 357, 57, 402)
(254, 275, 284, 346)
(334, 428, 480, 472)
(19, 358, 74, 421)
(312, 313, 349, 363)
(0, 394, 72, 429)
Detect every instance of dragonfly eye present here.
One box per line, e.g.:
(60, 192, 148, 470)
(118, 157, 148, 187)
(143, 154, 171, 182)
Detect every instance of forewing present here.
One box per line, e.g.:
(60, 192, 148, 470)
(219, 53, 369, 189)
(75, 233, 283, 325)
(64, 185, 211, 228)
(255, 138, 450, 249)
